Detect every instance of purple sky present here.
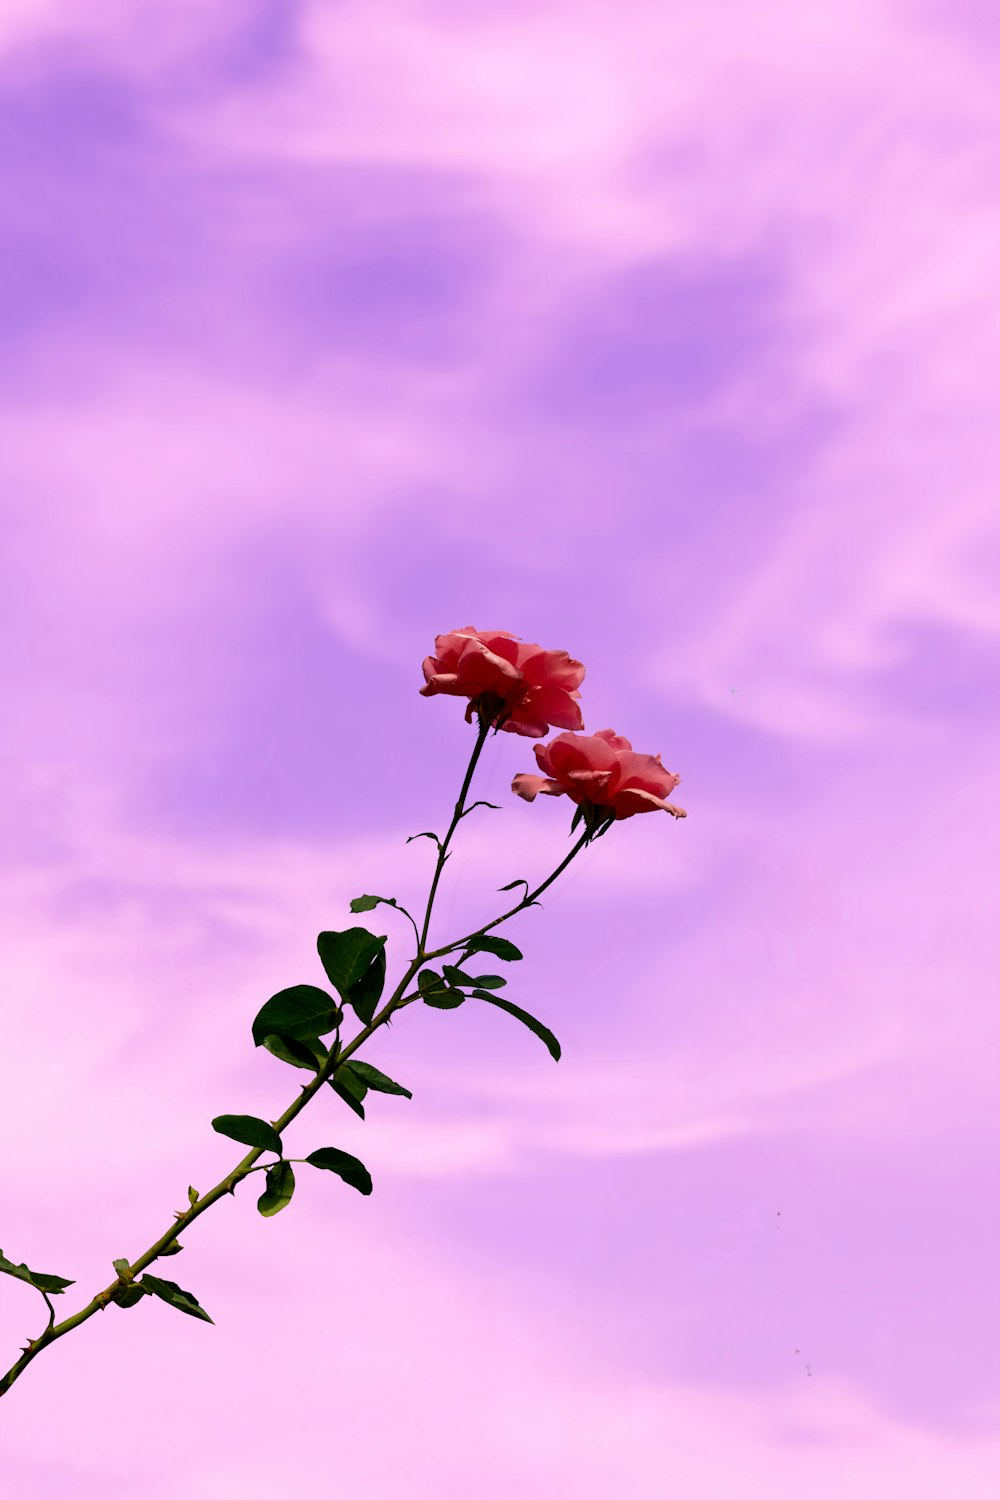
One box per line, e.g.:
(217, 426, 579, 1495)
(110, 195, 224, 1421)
(1, 3, 999, 1496)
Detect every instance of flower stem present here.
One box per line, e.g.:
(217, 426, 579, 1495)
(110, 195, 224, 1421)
(0, 721, 585, 1401)
(417, 718, 491, 955)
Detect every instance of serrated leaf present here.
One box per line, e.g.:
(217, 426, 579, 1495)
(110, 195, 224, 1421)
(212, 1114, 283, 1154)
(317, 929, 387, 1026)
(252, 985, 340, 1047)
(141, 1274, 214, 1323)
(465, 933, 523, 963)
(262, 1032, 328, 1072)
(257, 1160, 295, 1218)
(423, 990, 465, 1009)
(471, 992, 561, 1061)
(112, 1283, 150, 1309)
(0, 1249, 74, 1295)
(442, 964, 475, 987)
(467, 973, 506, 989)
(348, 1060, 412, 1099)
(305, 1147, 373, 1195)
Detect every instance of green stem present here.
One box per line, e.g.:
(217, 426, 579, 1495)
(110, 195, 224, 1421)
(417, 718, 491, 955)
(424, 827, 591, 963)
(0, 721, 587, 1401)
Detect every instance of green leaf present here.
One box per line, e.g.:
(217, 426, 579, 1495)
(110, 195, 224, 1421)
(329, 1065, 367, 1119)
(459, 800, 501, 818)
(305, 1147, 373, 1195)
(423, 990, 465, 1009)
(418, 968, 465, 1009)
(467, 973, 506, 989)
(187, 1186, 200, 1206)
(350, 894, 401, 915)
(442, 964, 476, 987)
(406, 830, 442, 849)
(257, 1160, 295, 1218)
(317, 929, 387, 1026)
(112, 1283, 150, 1309)
(0, 1249, 74, 1295)
(471, 992, 561, 1061)
(252, 985, 340, 1047)
(262, 1032, 328, 1072)
(464, 934, 523, 963)
(113, 1257, 131, 1277)
(348, 1060, 412, 1099)
(212, 1115, 283, 1154)
(159, 1239, 183, 1256)
(141, 1274, 214, 1323)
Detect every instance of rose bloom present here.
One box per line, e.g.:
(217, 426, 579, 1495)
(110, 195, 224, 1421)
(512, 729, 686, 819)
(420, 627, 585, 737)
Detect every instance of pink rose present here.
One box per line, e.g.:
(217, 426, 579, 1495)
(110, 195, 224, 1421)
(512, 729, 686, 821)
(419, 627, 585, 738)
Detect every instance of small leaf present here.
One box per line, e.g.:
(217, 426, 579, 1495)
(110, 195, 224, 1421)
(348, 1060, 412, 1099)
(329, 1067, 367, 1119)
(141, 1274, 214, 1323)
(498, 879, 530, 895)
(442, 964, 475, 987)
(212, 1115, 283, 1154)
(471, 992, 561, 1061)
(570, 804, 585, 834)
(262, 1032, 328, 1072)
(112, 1283, 150, 1309)
(406, 831, 442, 848)
(465, 934, 523, 963)
(317, 929, 387, 1027)
(459, 800, 501, 818)
(350, 894, 400, 914)
(257, 1161, 295, 1218)
(467, 973, 506, 989)
(418, 968, 464, 1008)
(423, 990, 466, 1009)
(305, 1147, 373, 1195)
(187, 1186, 200, 1206)
(0, 1249, 74, 1295)
(113, 1258, 131, 1278)
(252, 985, 340, 1047)
(159, 1239, 183, 1256)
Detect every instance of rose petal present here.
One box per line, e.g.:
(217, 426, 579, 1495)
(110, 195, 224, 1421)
(511, 773, 566, 801)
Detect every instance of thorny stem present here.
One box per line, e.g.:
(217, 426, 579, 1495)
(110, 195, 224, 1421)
(0, 721, 591, 1400)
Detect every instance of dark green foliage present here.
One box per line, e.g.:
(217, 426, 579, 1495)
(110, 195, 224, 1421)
(112, 1283, 150, 1309)
(262, 1032, 328, 1072)
(471, 992, 561, 1061)
(257, 1161, 295, 1218)
(252, 985, 341, 1047)
(141, 1274, 214, 1323)
(348, 1060, 412, 1099)
(464, 934, 523, 963)
(212, 1115, 283, 1154)
(0, 1249, 73, 1296)
(305, 1147, 373, 1195)
(317, 929, 387, 1026)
